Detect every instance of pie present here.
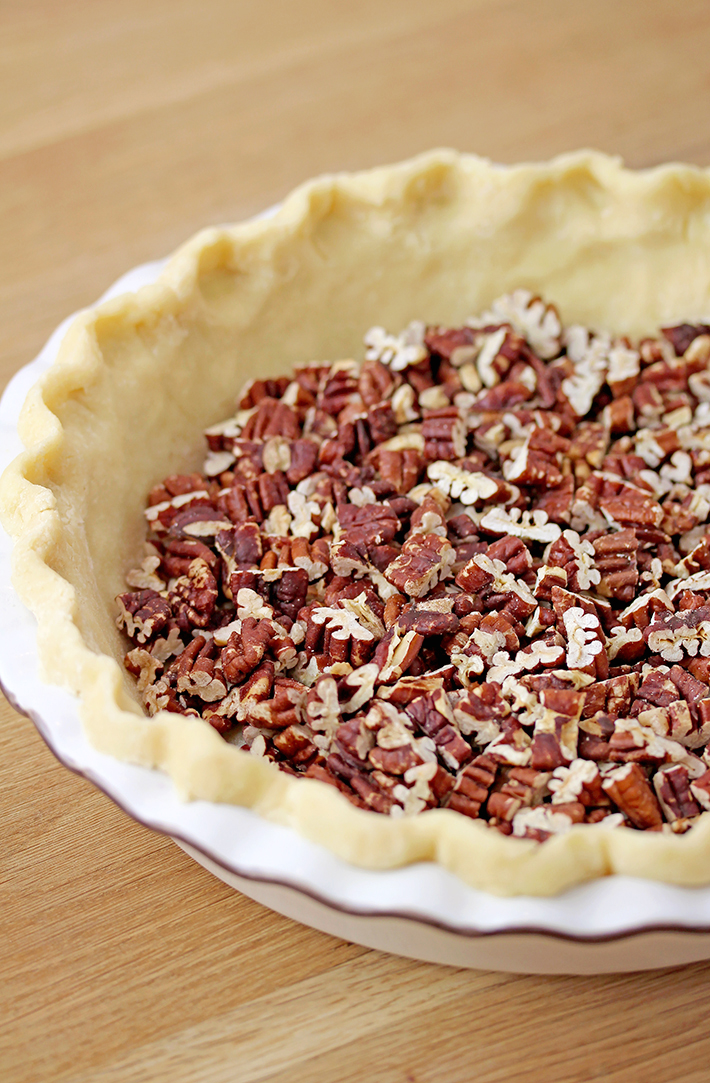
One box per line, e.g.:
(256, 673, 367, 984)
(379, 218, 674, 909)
(5, 148, 710, 896)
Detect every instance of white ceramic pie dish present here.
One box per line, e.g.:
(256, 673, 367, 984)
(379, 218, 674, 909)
(5, 253, 710, 974)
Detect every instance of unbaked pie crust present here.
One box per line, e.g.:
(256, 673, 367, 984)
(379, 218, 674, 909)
(5, 148, 710, 895)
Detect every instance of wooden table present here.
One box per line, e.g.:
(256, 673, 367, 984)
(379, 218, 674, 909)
(3, 2, 710, 1080)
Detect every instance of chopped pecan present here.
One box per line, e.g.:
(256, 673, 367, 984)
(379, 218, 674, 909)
(374, 626, 424, 683)
(530, 692, 579, 771)
(502, 427, 567, 488)
(122, 292, 710, 842)
(308, 606, 376, 666)
(378, 665, 455, 704)
(427, 461, 512, 505)
(568, 422, 609, 479)
(117, 589, 172, 644)
(489, 766, 552, 826)
(220, 618, 273, 685)
(510, 804, 582, 841)
(480, 290, 562, 360)
(486, 536, 532, 577)
(333, 502, 398, 561)
(485, 713, 533, 767)
(173, 636, 227, 702)
(422, 405, 465, 459)
(405, 690, 472, 770)
(690, 769, 710, 811)
(266, 536, 329, 581)
(126, 546, 168, 590)
(456, 553, 536, 621)
(591, 529, 639, 602)
(479, 506, 561, 544)
(578, 713, 615, 761)
(364, 321, 428, 372)
(374, 446, 423, 493)
(599, 474, 664, 528)
(558, 604, 607, 679)
(662, 323, 710, 357)
(124, 647, 163, 693)
(534, 475, 574, 524)
(395, 602, 459, 637)
(358, 358, 396, 406)
(237, 377, 291, 410)
(644, 606, 710, 662)
(243, 674, 305, 729)
(533, 565, 567, 601)
(549, 759, 606, 807)
(384, 533, 455, 598)
(601, 763, 663, 829)
(241, 397, 301, 441)
(654, 764, 701, 823)
(425, 325, 476, 361)
(547, 529, 600, 592)
(286, 439, 320, 485)
(271, 724, 317, 765)
(581, 672, 639, 719)
(447, 754, 497, 818)
(169, 558, 218, 631)
(408, 492, 448, 538)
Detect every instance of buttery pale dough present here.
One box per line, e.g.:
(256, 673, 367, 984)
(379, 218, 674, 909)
(5, 148, 710, 896)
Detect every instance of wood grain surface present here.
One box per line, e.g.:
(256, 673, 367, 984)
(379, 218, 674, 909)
(3, 2, 710, 1080)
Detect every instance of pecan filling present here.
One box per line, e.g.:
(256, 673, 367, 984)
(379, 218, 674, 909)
(117, 290, 710, 841)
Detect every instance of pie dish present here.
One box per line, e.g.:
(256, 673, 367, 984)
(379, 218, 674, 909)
(7, 149, 710, 898)
(5, 231, 710, 976)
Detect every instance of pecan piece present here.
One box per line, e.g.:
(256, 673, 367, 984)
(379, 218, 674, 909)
(489, 766, 551, 825)
(559, 605, 608, 680)
(375, 447, 424, 493)
(427, 461, 512, 506)
(272, 725, 318, 765)
(547, 529, 600, 592)
(173, 636, 227, 702)
(395, 603, 460, 637)
(158, 539, 217, 582)
(690, 770, 710, 812)
(374, 626, 424, 683)
(221, 617, 273, 685)
(447, 754, 497, 818)
(661, 323, 710, 356)
(549, 759, 606, 808)
(309, 606, 376, 666)
(456, 553, 536, 622)
(241, 397, 301, 440)
(530, 689, 580, 771)
(116, 589, 171, 644)
(653, 764, 701, 823)
(502, 427, 567, 487)
(169, 558, 218, 631)
(242, 673, 305, 729)
(644, 606, 710, 663)
(406, 690, 472, 770)
(384, 534, 455, 598)
(271, 567, 309, 621)
(421, 407, 466, 462)
(602, 763, 663, 829)
(592, 528, 639, 602)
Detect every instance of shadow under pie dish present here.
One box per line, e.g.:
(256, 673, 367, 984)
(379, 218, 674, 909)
(8, 150, 710, 900)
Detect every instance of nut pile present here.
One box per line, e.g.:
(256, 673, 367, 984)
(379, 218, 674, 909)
(117, 291, 710, 841)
